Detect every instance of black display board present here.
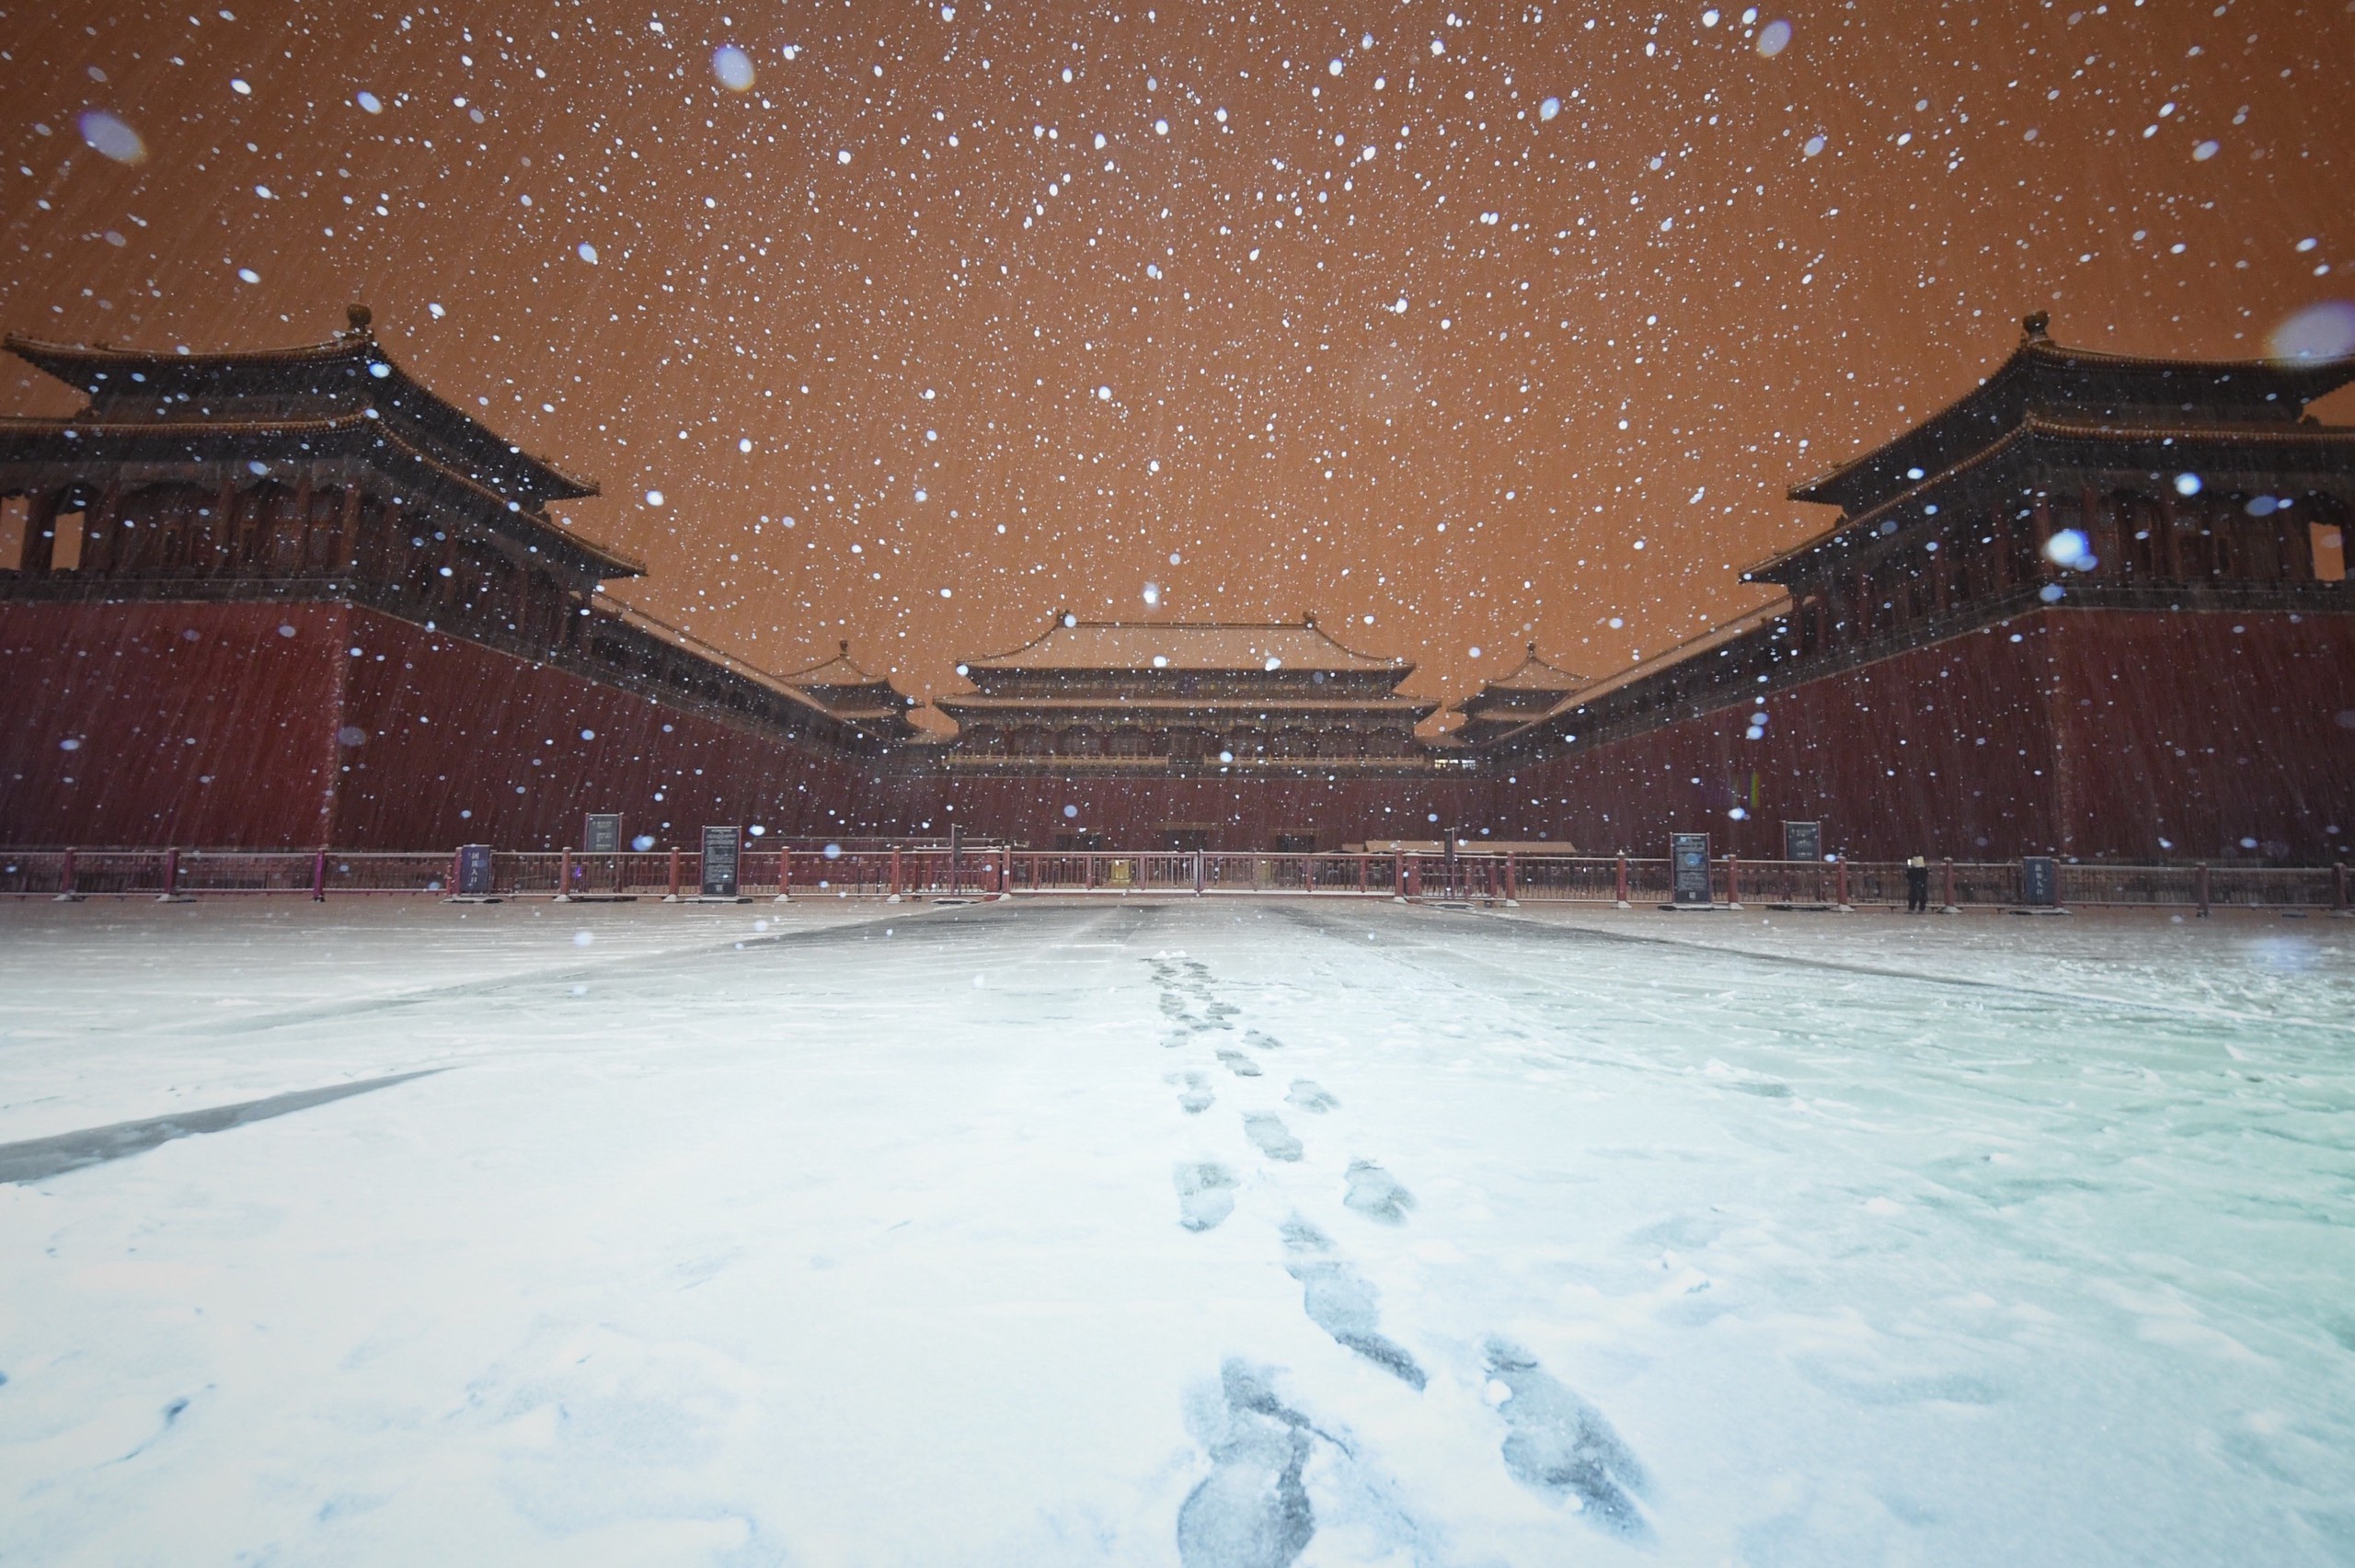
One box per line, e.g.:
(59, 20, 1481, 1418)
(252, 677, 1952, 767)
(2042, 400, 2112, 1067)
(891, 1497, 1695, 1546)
(2021, 855, 2060, 907)
(455, 843, 495, 897)
(701, 825, 741, 898)
(1783, 820, 1821, 863)
(1671, 832, 1713, 904)
(582, 812, 622, 854)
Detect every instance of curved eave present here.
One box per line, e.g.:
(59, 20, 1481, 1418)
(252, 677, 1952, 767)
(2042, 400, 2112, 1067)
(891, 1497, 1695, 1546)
(1476, 594, 1795, 751)
(1788, 337, 2355, 510)
(936, 694, 1439, 719)
(0, 410, 642, 580)
(1749, 415, 2355, 586)
(4, 330, 599, 504)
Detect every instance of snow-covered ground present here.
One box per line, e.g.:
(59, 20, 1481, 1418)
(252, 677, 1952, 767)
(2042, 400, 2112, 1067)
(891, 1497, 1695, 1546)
(3, 897, 2352, 1566)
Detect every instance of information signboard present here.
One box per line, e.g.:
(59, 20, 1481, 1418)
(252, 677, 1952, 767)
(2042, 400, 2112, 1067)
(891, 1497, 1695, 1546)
(582, 812, 622, 854)
(1671, 832, 1713, 905)
(700, 825, 741, 899)
(2021, 855, 2060, 908)
(1783, 820, 1821, 864)
(455, 843, 495, 897)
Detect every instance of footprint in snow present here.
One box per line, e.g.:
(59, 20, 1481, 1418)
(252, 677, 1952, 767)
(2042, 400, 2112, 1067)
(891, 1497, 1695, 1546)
(1284, 1081, 1338, 1114)
(1243, 1113, 1304, 1162)
(1216, 1048, 1263, 1078)
(1341, 1160, 1415, 1225)
(1482, 1337, 1653, 1540)
(1176, 1162, 1239, 1231)
(1246, 1029, 1285, 1051)
(1281, 1219, 1426, 1390)
(1177, 1361, 1316, 1568)
(1176, 1071, 1215, 1114)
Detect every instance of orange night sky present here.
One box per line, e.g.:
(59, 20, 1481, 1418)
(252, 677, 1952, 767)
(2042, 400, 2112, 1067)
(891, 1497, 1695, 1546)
(5, 0, 2349, 729)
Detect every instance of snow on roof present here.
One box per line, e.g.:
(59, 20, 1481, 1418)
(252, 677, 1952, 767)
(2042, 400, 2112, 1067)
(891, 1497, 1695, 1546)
(964, 617, 1408, 674)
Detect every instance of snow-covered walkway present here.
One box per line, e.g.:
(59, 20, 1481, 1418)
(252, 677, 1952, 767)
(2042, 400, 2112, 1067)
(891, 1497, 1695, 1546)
(3, 898, 2351, 1565)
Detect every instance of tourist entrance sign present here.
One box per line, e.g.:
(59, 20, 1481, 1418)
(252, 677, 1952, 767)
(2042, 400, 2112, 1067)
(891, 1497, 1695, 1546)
(1784, 820, 1821, 863)
(700, 826, 741, 899)
(1671, 833, 1712, 905)
(583, 813, 622, 854)
(454, 843, 495, 897)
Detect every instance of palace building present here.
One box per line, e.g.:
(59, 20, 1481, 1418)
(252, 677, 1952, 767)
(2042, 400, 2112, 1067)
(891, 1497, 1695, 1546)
(5, 310, 2350, 863)
(0, 310, 883, 849)
(781, 642, 923, 743)
(936, 616, 1434, 771)
(1446, 646, 1590, 747)
(1482, 315, 2355, 862)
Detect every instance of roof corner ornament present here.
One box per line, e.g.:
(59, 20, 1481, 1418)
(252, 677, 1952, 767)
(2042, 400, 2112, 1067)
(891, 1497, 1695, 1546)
(345, 303, 374, 338)
(839, 638, 851, 655)
(2021, 310, 2051, 341)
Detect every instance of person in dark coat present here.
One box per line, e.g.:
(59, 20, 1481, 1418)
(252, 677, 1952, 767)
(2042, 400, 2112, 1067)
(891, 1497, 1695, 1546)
(1905, 855, 1930, 914)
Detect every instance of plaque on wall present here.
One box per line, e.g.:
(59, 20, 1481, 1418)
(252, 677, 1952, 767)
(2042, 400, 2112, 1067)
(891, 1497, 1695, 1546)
(700, 825, 742, 899)
(1671, 832, 1713, 905)
(583, 812, 622, 854)
(1783, 820, 1821, 864)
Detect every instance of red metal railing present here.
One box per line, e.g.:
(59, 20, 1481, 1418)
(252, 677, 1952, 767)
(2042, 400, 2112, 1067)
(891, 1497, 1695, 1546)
(1, 847, 2347, 911)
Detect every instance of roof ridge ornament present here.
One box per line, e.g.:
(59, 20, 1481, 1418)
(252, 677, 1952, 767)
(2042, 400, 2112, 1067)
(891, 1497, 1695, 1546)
(2021, 310, 2051, 342)
(345, 303, 374, 338)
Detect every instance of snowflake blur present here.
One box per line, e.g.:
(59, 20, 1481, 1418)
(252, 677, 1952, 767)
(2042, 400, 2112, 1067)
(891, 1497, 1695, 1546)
(2, 2, 2347, 728)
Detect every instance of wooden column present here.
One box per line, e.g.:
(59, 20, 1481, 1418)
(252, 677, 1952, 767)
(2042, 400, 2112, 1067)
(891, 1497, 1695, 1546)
(80, 482, 125, 575)
(328, 484, 362, 580)
(287, 475, 314, 577)
(2082, 485, 2114, 577)
(17, 490, 59, 575)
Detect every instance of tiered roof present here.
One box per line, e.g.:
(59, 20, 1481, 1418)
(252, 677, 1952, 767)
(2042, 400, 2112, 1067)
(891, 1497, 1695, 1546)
(1750, 313, 2355, 586)
(782, 641, 921, 738)
(1448, 645, 1591, 745)
(962, 615, 1409, 676)
(0, 306, 640, 582)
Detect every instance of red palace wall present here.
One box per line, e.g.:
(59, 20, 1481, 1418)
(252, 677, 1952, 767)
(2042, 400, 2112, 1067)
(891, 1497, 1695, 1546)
(0, 600, 887, 850)
(1488, 608, 2355, 863)
(9, 600, 2349, 860)
(887, 770, 1485, 852)
(2, 600, 347, 848)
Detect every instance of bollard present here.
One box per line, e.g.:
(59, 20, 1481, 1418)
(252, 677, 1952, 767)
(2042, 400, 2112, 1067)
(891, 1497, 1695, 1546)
(1726, 853, 1741, 909)
(1614, 852, 1630, 909)
(312, 847, 327, 902)
(157, 846, 192, 903)
(2196, 862, 2210, 918)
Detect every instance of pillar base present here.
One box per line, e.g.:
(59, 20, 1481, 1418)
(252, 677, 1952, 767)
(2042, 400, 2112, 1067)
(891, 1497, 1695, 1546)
(52, 892, 85, 903)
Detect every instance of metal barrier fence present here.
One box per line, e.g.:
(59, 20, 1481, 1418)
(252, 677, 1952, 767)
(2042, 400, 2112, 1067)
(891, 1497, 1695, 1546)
(1, 847, 2347, 913)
